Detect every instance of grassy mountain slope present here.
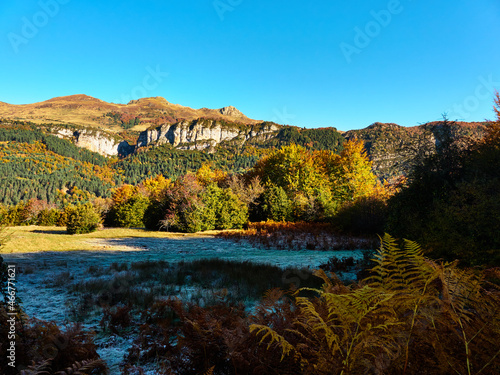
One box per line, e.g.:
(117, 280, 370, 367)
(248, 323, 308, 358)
(0, 94, 260, 132)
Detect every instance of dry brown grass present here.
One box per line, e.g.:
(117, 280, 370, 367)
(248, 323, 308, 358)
(0, 94, 259, 130)
(217, 221, 378, 251)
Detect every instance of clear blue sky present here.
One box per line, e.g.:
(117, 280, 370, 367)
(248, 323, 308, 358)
(1, 0, 499, 131)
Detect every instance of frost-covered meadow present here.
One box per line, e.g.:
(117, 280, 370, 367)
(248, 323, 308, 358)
(3, 235, 363, 374)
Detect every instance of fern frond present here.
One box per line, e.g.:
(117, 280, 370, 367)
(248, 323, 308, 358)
(250, 324, 296, 361)
(262, 287, 285, 301)
(368, 234, 435, 296)
(73, 359, 107, 374)
(19, 359, 53, 375)
(252, 234, 500, 374)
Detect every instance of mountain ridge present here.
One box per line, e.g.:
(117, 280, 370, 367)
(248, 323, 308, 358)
(0, 95, 490, 180)
(0, 94, 261, 131)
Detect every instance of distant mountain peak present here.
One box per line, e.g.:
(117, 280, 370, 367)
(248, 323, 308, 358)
(127, 97, 171, 105)
(366, 122, 402, 130)
(47, 94, 104, 102)
(218, 106, 246, 118)
(0, 95, 260, 130)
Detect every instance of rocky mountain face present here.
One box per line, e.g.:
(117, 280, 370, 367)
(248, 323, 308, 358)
(49, 127, 133, 157)
(218, 106, 246, 118)
(44, 118, 487, 180)
(346, 121, 487, 180)
(44, 118, 281, 156)
(137, 119, 280, 150)
(0, 95, 489, 179)
(73, 131, 134, 157)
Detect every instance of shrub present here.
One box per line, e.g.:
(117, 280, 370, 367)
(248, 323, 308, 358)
(262, 184, 293, 222)
(36, 208, 61, 226)
(292, 189, 339, 222)
(1, 201, 32, 226)
(143, 199, 165, 230)
(56, 209, 68, 227)
(145, 175, 249, 232)
(333, 196, 388, 235)
(203, 184, 248, 230)
(111, 194, 150, 228)
(0, 200, 60, 226)
(65, 203, 101, 234)
(156, 174, 205, 233)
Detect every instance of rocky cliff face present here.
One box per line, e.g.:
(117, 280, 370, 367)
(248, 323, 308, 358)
(44, 117, 486, 180)
(137, 119, 280, 150)
(50, 126, 132, 157)
(346, 121, 487, 180)
(73, 130, 121, 157)
(45, 119, 280, 157)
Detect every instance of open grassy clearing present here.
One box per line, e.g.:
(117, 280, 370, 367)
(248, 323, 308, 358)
(0, 226, 227, 253)
(1, 230, 362, 373)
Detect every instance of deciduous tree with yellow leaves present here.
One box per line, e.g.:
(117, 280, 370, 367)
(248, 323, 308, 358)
(249, 140, 384, 222)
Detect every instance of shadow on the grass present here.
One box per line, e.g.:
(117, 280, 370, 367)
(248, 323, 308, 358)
(32, 229, 67, 235)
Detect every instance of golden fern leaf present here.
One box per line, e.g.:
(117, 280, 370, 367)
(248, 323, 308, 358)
(250, 324, 296, 361)
(79, 359, 108, 374)
(368, 234, 435, 295)
(203, 366, 215, 375)
(294, 295, 343, 353)
(313, 268, 337, 289)
(443, 266, 481, 309)
(20, 359, 54, 375)
(262, 287, 285, 302)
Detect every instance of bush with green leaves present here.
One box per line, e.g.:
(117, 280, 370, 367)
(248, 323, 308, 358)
(144, 174, 248, 233)
(65, 203, 101, 234)
(156, 174, 207, 233)
(202, 184, 248, 230)
(261, 184, 293, 222)
(111, 195, 150, 228)
(0, 201, 32, 226)
(36, 208, 62, 226)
